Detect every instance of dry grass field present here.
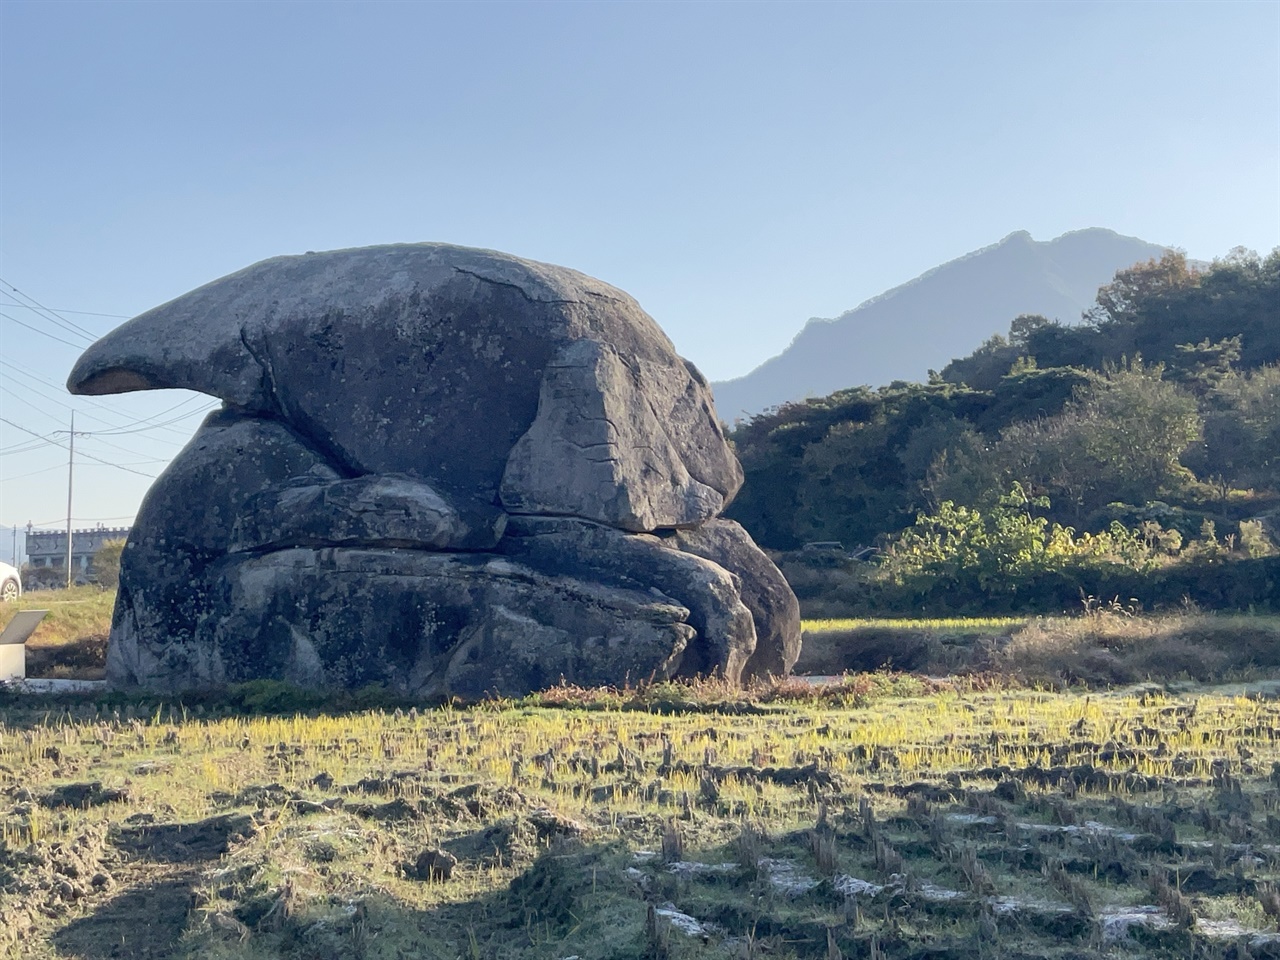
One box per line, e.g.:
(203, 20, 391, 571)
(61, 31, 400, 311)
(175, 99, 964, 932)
(9, 595, 1280, 956)
(799, 612, 1280, 687)
(5, 678, 1280, 958)
(0, 589, 113, 680)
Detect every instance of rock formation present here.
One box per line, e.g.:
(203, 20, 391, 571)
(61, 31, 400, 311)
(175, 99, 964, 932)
(68, 243, 800, 696)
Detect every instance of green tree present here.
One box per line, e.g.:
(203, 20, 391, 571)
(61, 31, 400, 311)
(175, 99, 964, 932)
(883, 484, 1073, 589)
(91, 538, 126, 589)
(1071, 362, 1202, 502)
(1167, 336, 1241, 394)
(921, 427, 1002, 512)
(1193, 365, 1280, 491)
(730, 247, 1277, 552)
(927, 363, 1200, 526)
(1085, 251, 1199, 330)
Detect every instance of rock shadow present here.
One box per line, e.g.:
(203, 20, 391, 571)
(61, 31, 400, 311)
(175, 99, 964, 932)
(48, 813, 256, 957)
(46, 812, 255, 959)
(51, 873, 200, 960)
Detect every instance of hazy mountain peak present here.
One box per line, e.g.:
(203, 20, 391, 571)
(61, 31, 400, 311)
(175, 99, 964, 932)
(711, 228, 1169, 421)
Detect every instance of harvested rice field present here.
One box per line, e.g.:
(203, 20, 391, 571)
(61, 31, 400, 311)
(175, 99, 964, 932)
(4, 680, 1280, 958)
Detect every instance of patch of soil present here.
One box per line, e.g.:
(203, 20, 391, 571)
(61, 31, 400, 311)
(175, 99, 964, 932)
(404, 847, 459, 881)
(1173, 864, 1253, 896)
(345, 770, 433, 796)
(446, 809, 586, 867)
(447, 781, 528, 819)
(862, 780, 965, 802)
(112, 813, 257, 863)
(40, 781, 131, 809)
(794, 627, 938, 675)
(347, 796, 428, 822)
(0, 826, 114, 951)
(505, 839, 622, 930)
(25, 633, 108, 680)
(671, 761, 842, 789)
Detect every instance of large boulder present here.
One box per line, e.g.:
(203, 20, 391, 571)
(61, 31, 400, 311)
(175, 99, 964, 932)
(196, 549, 695, 699)
(230, 475, 506, 554)
(107, 411, 336, 688)
(500, 339, 726, 531)
(67, 244, 741, 514)
(499, 516, 758, 683)
(70, 243, 800, 696)
(665, 520, 802, 679)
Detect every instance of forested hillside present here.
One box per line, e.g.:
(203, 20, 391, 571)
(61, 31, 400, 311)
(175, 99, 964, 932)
(727, 247, 1280, 613)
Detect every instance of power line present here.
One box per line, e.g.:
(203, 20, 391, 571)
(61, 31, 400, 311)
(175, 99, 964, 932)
(0, 383, 76, 423)
(0, 436, 61, 455)
(0, 360, 72, 392)
(0, 299, 128, 319)
(2, 463, 65, 482)
(29, 515, 136, 529)
(0, 298, 97, 343)
(0, 383, 169, 463)
(0, 377, 92, 418)
(106, 392, 209, 424)
(77, 437, 171, 464)
(0, 281, 203, 448)
(0, 310, 88, 349)
(0, 287, 99, 341)
(74, 458, 157, 477)
(0, 278, 100, 340)
(0, 417, 156, 478)
(0, 378, 88, 423)
(0, 360, 214, 440)
(87, 406, 214, 436)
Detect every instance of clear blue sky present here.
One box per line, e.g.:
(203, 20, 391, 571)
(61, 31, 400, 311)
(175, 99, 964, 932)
(1, 0, 1277, 544)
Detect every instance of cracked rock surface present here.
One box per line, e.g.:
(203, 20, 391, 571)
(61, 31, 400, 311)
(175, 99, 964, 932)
(500, 339, 727, 532)
(68, 243, 799, 695)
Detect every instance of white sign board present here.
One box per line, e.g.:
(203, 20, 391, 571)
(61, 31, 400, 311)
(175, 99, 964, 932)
(0, 610, 49, 682)
(0, 645, 24, 683)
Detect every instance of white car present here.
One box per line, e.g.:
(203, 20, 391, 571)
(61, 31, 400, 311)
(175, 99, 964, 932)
(0, 562, 21, 602)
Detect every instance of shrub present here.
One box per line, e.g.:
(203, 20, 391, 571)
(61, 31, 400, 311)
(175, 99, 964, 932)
(91, 538, 126, 589)
(21, 565, 66, 590)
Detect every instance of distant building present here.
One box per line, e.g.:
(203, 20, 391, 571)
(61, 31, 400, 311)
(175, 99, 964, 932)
(24, 525, 130, 582)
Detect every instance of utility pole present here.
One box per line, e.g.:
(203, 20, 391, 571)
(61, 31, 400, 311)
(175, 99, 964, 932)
(65, 412, 74, 588)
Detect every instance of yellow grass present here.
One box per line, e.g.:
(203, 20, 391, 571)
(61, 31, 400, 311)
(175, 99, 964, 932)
(803, 616, 1027, 634)
(5, 683, 1280, 957)
(0, 586, 114, 647)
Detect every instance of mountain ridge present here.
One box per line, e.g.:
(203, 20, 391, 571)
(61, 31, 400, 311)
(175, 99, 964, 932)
(711, 228, 1171, 420)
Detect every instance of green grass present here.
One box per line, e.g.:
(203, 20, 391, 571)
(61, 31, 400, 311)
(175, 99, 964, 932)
(0, 586, 114, 678)
(9, 600, 1280, 955)
(0, 586, 115, 644)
